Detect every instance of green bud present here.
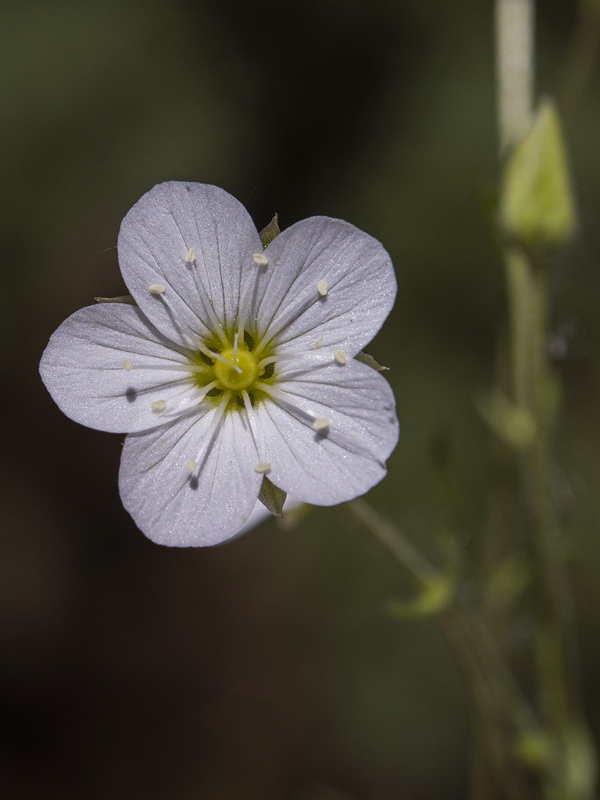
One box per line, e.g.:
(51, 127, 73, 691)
(499, 99, 576, 250)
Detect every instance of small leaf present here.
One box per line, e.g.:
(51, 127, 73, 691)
(259, 214, 280, 248)
(258, 476, 287, 518)
(384, 574, 455, 619)
(514, 729, 555, 771)
(355, 351, 389, 372)
(95, 295, 137, 305)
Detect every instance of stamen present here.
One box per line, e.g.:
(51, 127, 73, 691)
(242, 389, 266, 462)
(198, 380, 218, 397)
(254, 462, 271, 474)
(312, 336, 324, 350)
(187, 393, 230, 475)
(197, 342, 243, 374)
(159, 380, 219, 421)
(232, 331, 239, 364)
(312, 417, 330, 431)
(185, 247, 196, 263)
(334, 349, 348, 365)
(186, 458, 197, 473)
(149, 283, 166, 295)
(127, 362, 206, 374)
(254, 291, 325, 357)
(254, 380, 276, 396)
(122, 360, 133, 371)
(316, 279, 329, 296)
(257, 352, 306, 370)
(237, 252, 270, 341)
(151, 399, 167, 413)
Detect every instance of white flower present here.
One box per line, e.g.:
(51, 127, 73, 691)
(40, 182, 399, 547)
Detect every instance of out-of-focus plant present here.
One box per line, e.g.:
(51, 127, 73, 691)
(347, 1, 600, 798)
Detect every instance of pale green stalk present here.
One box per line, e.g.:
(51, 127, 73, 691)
(496, 1, 595, 797)
(346, 499, 541, 799)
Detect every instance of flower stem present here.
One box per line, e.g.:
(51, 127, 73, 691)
(346, 497, 437, 583)
(346, 498, 542, 797)
(495, 0, 534, 151)
(496, 1, 596, 795)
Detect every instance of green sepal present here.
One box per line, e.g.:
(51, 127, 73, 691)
(259, 214, 280, 248)
(258, 476, 287, 518)
(499, 99, 577, 251)
(355, 351, 389, 372)
(95, 295, 137, 305)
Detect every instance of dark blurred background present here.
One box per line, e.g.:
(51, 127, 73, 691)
(2, 0, 599, 797)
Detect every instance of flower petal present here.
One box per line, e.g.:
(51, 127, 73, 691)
(119, 405, 263, 547)
(255, 357, 399, 504)
(118, 182, 263, 346)
(253, 217, 396, 355)
(40, 303, 202, 433)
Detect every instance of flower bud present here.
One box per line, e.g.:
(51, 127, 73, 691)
(499, 99, 576, 251)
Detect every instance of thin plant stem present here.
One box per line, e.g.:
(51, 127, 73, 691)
(495, 0, 534, 151)
(346, 497, 437, 583)
(345, 500, 541, 750)
(496, 1, 595, 795)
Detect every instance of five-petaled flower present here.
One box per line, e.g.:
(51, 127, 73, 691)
(40, 182, 399, 546)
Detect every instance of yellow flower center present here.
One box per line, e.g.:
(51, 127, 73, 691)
(213, 347, 259, 391)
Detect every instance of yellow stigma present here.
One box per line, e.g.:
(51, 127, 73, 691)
(214, 347, 259, 391)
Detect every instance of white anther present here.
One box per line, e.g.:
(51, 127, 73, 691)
(185, 247, 196, 263)
(149, 283, 166, 294)
(316, 279, 329, 296)
(312, 335, 324, 350)
(334, 349, 348, 365)
(151, 399, 167, 413)
(122, 360, 133, 371)
(185, 458, 197, 473)
(252, 253, 269, 266)
(254, 462, 272, 474)
(312, 417, 330, 431)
